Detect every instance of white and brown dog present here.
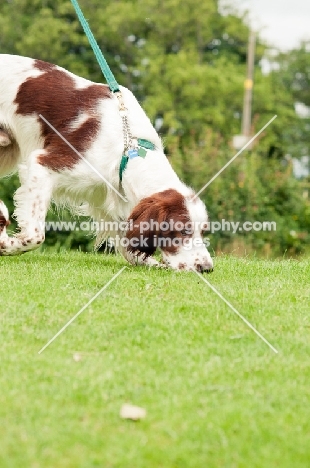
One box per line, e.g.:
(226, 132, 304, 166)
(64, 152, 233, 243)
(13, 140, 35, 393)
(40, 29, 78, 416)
(0, 54, 213, 272)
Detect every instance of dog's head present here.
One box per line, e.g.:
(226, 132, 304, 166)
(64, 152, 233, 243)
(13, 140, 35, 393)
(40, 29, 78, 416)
(125, 189, 213, 272)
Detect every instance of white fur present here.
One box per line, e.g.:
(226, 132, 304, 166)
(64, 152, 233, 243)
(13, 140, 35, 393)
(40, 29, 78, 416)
(0, 54, 213, 271)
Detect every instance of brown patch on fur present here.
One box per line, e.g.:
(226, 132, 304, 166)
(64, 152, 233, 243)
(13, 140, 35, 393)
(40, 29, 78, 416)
(0, 213, 10, 234)
(14, 59, 112, 171)
(34, 59, 57, 73)
(126, 189, 191, 257)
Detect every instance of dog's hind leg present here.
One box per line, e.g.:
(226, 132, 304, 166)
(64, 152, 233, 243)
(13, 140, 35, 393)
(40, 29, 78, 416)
(0, 150, 53, 255)
(0, 122, 20, 177)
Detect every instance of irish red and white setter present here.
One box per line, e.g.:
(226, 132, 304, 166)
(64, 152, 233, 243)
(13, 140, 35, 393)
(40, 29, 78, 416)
(0, 54, 213, 272)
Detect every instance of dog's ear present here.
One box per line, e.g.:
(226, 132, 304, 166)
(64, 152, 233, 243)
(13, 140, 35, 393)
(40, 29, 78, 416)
(125, 196, 161, 258)
(0, 214, 10, 233)
(125, 189, 189, 258)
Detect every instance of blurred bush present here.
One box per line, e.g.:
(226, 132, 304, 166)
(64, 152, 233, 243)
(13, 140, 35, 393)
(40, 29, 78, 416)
(0, 0, 309, 257)
(1, 137, 309, 257)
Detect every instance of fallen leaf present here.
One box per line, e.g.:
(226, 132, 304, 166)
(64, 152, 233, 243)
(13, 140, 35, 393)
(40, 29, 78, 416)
(120, 404, 146, 421)
(73, 353, 82, 362)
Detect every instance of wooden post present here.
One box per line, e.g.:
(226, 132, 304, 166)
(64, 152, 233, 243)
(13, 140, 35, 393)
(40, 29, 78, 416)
(241, 31, 256, 137)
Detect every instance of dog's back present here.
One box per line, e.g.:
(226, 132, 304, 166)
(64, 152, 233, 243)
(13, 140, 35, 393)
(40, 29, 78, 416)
(0, 55, 40, 175)
(0, 54, 110, 177)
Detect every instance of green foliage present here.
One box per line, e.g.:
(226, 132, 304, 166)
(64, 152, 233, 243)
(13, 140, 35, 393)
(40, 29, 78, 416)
(169, 131, 310, 257)
(0, 0, 309, 256)
(270, 42, 310, 159)
(278, 41, 310, 107)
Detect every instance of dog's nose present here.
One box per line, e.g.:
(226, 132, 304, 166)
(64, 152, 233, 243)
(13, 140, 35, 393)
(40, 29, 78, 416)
(196, 264, 214, 274)
(195, 258, 214, 274)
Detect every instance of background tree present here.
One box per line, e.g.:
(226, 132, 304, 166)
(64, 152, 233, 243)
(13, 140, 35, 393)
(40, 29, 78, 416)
(270, 42, 310, 161)
(0, 0, 309, 255)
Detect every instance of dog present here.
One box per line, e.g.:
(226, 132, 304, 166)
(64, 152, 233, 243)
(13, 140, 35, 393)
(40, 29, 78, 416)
(0, 54, 213, 272)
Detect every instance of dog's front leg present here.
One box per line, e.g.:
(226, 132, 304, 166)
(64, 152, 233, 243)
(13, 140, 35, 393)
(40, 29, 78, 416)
(0, 150, 53, 255)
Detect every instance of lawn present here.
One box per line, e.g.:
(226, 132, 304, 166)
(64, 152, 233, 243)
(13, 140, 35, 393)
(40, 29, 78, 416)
(0, 251, 310, 468)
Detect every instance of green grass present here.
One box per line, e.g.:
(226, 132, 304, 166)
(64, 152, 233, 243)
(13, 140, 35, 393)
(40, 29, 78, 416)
(1, 252, 310, 468)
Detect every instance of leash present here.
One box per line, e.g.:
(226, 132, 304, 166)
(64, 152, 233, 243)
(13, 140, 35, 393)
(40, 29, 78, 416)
(70, 0, 155, 183)
(71, 0, 119, 93)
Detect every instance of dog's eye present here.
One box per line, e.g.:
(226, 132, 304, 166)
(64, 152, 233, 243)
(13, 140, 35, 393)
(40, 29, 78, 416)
(180, 229, 189, 236)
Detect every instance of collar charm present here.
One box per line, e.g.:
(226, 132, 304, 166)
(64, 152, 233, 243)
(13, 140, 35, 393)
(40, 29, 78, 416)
(119, 139, 155, 181)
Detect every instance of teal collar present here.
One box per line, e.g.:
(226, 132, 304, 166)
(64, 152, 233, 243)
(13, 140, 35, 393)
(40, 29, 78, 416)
(119, 139, 155, 182)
